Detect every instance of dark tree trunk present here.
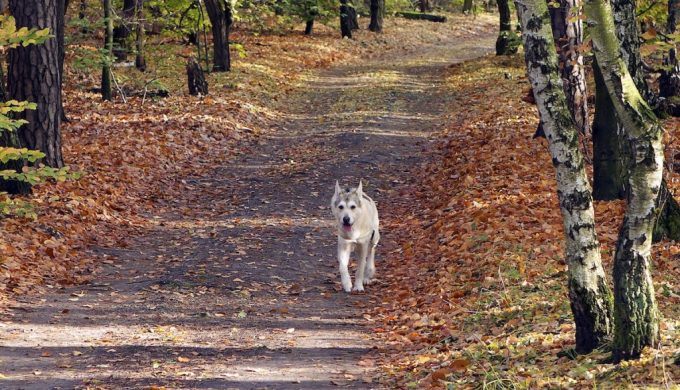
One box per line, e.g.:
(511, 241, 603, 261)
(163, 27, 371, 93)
(659, 48, 680, 99)
(495, 0, 515, 55)
(58, 0, 67, 122)
(7, 0, 64, 168)
(305, 19, 314, 35)
(135, 0, 146, 71)
(670, 0, 678, 32)
(420, 0, 431, 12)
(463, 0, 473, 12)
(368, 0, 383, 32)
(102, 0, 113, 101)
(340, 0, 353, 38)
(187, 58, 208, 96)
(204, 0, 232, 72)
(592, 59, 627, 200)
(549, 0, 589, 135)
(113, 0, 135, 61)
(348, 2, 359, 30)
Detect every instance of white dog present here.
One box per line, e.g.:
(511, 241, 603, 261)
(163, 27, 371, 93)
(331, 180, 380, 292)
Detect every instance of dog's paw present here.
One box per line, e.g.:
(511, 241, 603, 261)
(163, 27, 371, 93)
(342, 283, 352, 293)
(363, 278, 373, 285)
(352, 284, 365, 293)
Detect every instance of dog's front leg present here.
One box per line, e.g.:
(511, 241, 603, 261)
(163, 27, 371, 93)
(364, 246, 376, 285)
(353, 243, 368, 292)
(337, 239, 352, 292)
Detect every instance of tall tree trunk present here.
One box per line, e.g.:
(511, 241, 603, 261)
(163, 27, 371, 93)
(611, 0, 648, 96)
(420, 0, 430, 12)
(495, 0, 514, 55)
(348, 1, 359, 30)
(670, 0, 678, 32)
(592, 58, 627, 200)
(135, 0, 146, 71)
(113, 0, 135, 61)
(305, 19, 314, 34)
(58, 0, 67, 122)
(7, 0, 64, 168)
(516, 0, 614, 354)
(102, 0, 113, 101)
(368, 0, 383, 32)
(463, 0, 473, 12)
(204, 0, 232, 72)
(549, 0, 589, 135)
(585, 0, 662, 361)
(340, 0, 353, 38)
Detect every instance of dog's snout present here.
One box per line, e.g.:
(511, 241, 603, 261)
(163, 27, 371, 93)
(343, 216, 351, 225)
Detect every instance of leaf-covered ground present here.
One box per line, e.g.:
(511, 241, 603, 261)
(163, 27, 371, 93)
(374, 54, 680, 388)
(1, 13, 503, 389)
(0, 14, 496, 304)
(4, 10, 680, 389)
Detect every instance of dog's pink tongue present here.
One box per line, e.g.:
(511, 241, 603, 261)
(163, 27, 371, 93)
(343, 225, 352, 233)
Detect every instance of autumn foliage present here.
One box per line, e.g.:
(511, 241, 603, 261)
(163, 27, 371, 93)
(375, 54, 680, 388)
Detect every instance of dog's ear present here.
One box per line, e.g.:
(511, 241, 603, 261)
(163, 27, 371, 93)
(334, 180, 341, 199)
(356, 180, 363, 197)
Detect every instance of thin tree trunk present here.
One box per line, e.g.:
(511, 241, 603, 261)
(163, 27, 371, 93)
(495, 0, 513, 55)
(670, 0, 678, 32)
(611, 0, 648, 96)
(348, 2, 359, 30)
(463, 0, 473, 12)
(305, 19, 314, 35)
(420, 0, 430, 12)
(102, 0, 113, 101)
(516, 0, 614, 354)
(58, 0, 67, 122)
(585, 0, 662, 361)
(7, 0, 64, 168)
(135, 0, 146, 71)
(369, 0, 384, 32)
(592, 58, 627, 200)
(113, 0, 135, 61)
(187, 57, 208, 95)
(204, 0, 231, 72)
(549, 0, 589, 135)
(340, 0, 352, 38)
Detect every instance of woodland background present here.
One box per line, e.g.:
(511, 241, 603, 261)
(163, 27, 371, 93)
(0, 0, 680, 388)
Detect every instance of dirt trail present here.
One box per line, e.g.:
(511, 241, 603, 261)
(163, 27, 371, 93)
(1, 31, 495, 389)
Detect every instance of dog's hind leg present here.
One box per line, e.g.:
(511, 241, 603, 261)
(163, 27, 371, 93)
(353, 243, 368, 292)
(364, 246, 376, 285)
(338, 240, 352, 292)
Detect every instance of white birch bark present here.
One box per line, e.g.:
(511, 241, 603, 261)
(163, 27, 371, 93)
(584, 0, 662, 361)
(516, 0, 613, 353)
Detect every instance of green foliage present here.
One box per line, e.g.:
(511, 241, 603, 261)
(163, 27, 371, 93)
(0, 15, 50, 47)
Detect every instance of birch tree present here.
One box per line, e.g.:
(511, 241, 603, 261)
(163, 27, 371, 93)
(515, 0, 613, 353)
(584, 0, 662, 361)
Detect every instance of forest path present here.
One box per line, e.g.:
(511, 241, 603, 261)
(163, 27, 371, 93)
(1, 30, 495, 389)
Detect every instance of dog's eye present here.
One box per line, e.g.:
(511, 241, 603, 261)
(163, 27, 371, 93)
(338, 205, 344, 210)
(350, 205, 356, 210)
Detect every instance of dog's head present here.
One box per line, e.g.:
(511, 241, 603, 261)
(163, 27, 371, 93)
(331, 180, 365, 234)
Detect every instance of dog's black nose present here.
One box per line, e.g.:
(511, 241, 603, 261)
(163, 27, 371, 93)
(343, 216, 351, 225)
